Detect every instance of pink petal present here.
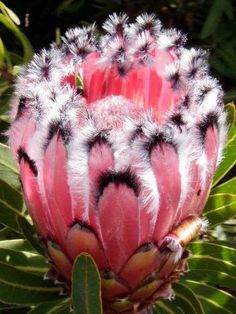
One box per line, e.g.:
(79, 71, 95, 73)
(152, 144, 181, 243)
(20, 159, 53, 239)
(43, 135, 72, 247)
(83, 50, 181, 123)
(98, 184, 139, 273)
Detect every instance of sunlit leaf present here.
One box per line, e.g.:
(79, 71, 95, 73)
(204, 178, 236, 226)
(188, 241, 236, 263)
(0, 239, 35, 253)
(184, 270, 236, 291)
(0, 1, 21, 25)
(0, 37, 5, 62)
(183, 281, 236, 313)
(0, 14, 33, 63)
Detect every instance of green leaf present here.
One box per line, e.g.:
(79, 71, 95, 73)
(212, 177, 236, 195)
(213, 104, 236, 186)
(0, 227, 12, 240)
(184, 281, 236, 313)
(0, 248, 48, 274)
(186, 241, 236, 290)
(28, 299, 70, 314)
(223, 0, 234, 20)
(171, 282, 204, 314)
(201, 0, 224, 38)
(204, 178, 236, 226)
(0, 262, 62, 305)
(0, 179, 23, 232)
(0, 14, 33, 63)
(154, 300, 184, 313)
(72, 253, 102, 314)
(188, 252, 236, 277)
(188, 241, 236, 263)
(0, 37, 5, 62)
(210, 57, 236, 80)
(0, 239, 35, 253)
(0, 114, 10, 123)
(225, 103, 236, 130)
(17, 216, 46, 256)
(184, 270, 236, 291)
(0, 143, 19, 189)
(224, 89, 236, 102)
(0, 1, 21, 25)
(0, 302, 29, 312)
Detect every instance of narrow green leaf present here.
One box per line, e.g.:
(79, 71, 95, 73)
(210, 57, 236, 80)
(17, 216, 46, 256)
(188, 241, 236, 263)
(184, 281, 236, 313)
(0, 302, 29, 311)
(0, 143, 19, 189)
(0, 239, 35, 253)
(204, 194, 236, 226)
(204, 178, 236, 226)
(225, 103, 236, 130)
(217, 46, 236, 70)
(0, 143, 18, 172)
(0, 227, 12, 240)
(0, 248, 48, 274)
(0, 37, 5, 62)
(72, 253, 102, 314)
(184, 270, 236, 291)
(212, 177, 236, 195)
(223, 0, 234, 20)
(0, 262, 61, 305)
(0, 179, 24, 232)
(154, 300, 184, 313)
(29, 299, 70, 314)
(213, 105, 236, 186)
(0, 2, 21, 25)
(172, 282, 204, 314)
(0, 14, 33, 62)
(188, 255, 236, 278)
(201, 0, 224, 38)
(224, 89, 236, 102)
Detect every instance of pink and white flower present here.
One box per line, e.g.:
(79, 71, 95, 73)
(9, 13, 227, 313)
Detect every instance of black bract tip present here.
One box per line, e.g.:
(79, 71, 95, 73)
(17, 147, 38, 176)
(97, 168, 140, 202)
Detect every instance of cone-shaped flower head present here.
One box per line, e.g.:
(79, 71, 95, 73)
(9, 13, 227, 313)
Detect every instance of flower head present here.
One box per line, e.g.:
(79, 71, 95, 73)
(9, 13, 227, 313)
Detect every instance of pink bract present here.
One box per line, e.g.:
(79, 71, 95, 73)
(9, 13, 227, 313)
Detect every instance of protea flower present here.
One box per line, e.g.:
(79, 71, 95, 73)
(9, 13, 227, 313)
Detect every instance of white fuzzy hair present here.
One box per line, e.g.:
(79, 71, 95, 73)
(102, 13, 129, 35)
(66, 117, 98, 221)
(156, 28, 187, 50)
